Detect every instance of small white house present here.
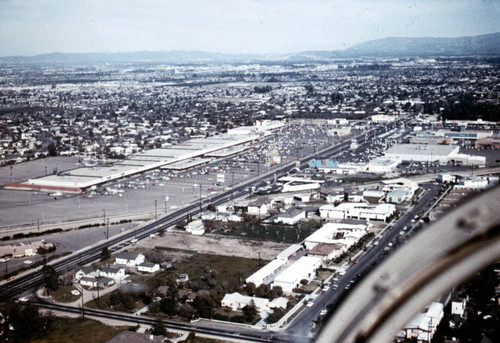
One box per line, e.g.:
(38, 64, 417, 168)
(115, 252, 145, 267)
(221, 292, 270, 312)
(186, 220, 205, 235)
(75, 266, 99, 280)
(80, 276, 98, 288)
(248, 197, 274, 216)
(451, 296, 468, 318)
(99, 266, 126, 280)
(138, 262, 160, 273)
(273, 208, 306, 225)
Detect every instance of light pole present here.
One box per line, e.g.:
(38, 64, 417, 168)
(154, 200, 158, 220)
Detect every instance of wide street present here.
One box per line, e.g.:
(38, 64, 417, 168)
(286, 182, 443, 342)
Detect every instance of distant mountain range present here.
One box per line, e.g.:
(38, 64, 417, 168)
(2, 32, 499, 64)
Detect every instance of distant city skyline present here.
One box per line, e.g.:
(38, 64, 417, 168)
(0, 0, 499, 57)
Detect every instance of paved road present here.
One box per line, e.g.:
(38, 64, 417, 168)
(285, 183, 442, 342)
(316, 185, 500, 343)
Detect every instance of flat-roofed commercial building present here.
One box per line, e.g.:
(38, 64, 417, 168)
(272, 256, 322, 293)
(384, 144, 460, 164)
(19, 125, 266, 192)
(320, 202, 396, 222)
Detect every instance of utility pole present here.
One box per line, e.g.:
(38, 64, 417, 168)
(231, 172, 235, 201)
(106, 219, 109, 239)
(199, 184, 202, 215)
(81, 290, 85, 317)
(103, 209, 106, 225)
(37, 218, 40, 232)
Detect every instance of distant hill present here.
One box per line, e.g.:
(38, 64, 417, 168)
(343, 32, 500, 57)
(0, 50, 265, 64)
(1, 32, 499, 64)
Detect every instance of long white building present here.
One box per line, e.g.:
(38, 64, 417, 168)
(245, 259, 288, 287)
(20, 124, 274, 192)
(272, 256, 322, 293)
(320, 202, 396, 222)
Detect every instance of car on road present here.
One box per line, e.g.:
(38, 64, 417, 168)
(24, 260, 33, 264)
(331, 284, 338, 290)
(322, 285, 329, 292)
(320, 309, 328, 316)
(344, 284, 351, 290)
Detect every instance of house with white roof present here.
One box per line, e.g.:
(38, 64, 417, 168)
(115, 252, 145, 267)
(221, 292, 270, 312)
(221, 292, 289, 313)
(138, 262, 160, 273)
(99, 266, 126, 281)
(273, 207, 306, 225)
(247, 197, 275, 216)
(75, 266, 99, 280)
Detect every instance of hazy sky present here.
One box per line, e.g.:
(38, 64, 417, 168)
(1, 0, 499, 56)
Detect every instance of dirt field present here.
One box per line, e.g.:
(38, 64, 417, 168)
(137, 231, 289, 260)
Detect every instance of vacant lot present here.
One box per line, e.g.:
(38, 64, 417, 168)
(149, 253, 264, 292)
(30, 317, 131, 343)
(138, 231, 288, 260)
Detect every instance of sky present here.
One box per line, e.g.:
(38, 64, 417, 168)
(0, 0, 499, 57)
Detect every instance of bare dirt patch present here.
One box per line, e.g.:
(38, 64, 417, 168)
(137, 231, 288, 260)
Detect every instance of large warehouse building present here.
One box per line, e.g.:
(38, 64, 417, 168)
(384, 144, 460, 164)
(9, 123, 278, 193)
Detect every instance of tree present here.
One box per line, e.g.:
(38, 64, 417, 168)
(270, 285, 283, 299)
(160, 282, 179, 316)
(192, 294, 216, 318)
(47, 142, 57, 156)
(1, 302, 47, 341)
(266, 307, 286, 324)
(152, 319, 167, 336)
(42, 265, 59, 293)
(185, 332, 197, 343)
(245, 282, 256, 295)
(256, 284, 270, 298)
(100, 246, 110, 261)
(242, 300, 258, 322)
